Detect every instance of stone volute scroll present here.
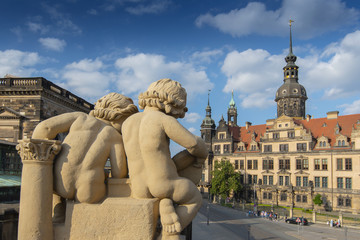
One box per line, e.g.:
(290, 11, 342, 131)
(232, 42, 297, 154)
(17, 138, 61, 240)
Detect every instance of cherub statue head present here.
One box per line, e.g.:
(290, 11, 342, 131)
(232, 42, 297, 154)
(138, 78, 188, 118)
(90, 93, 138, 131)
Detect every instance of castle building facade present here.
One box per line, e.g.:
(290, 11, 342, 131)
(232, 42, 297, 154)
(0, 76, 93, 143)
(200, 24, 360, 214)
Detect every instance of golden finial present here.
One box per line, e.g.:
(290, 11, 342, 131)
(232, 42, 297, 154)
(289, 19, 294, 26)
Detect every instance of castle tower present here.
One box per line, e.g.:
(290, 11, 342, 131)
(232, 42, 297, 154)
(275, 20, 307, 119)
(200, 90, 216, 146)
(227, 90, 238, 126)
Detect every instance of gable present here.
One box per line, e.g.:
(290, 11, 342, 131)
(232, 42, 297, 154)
(0, 107, 23, 119)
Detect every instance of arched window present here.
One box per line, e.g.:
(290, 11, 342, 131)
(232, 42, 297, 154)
(319, 142, 323, 147)
(338, 140, 341, 146)
(322, 141, 326, 147)
(342, 140, 345, 146)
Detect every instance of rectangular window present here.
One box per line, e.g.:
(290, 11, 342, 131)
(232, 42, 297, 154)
(235, 160, 239, 169)
(338, 198, 344, 206)
(302, 195, 307, 203)
(337, 177, 343, 188)
(345, 198, 351, 207)
(314, 177, 320, 188)
(314, 159, 320, 170)
(214, 145, 220, 153)
(296, 159, 308, 170)
(303, 177, 308, 187)
(263, 159, 274, 170)
(280, 193, 287, 201)
(303, 159, 309, 170)
(285, 176, 290, 186)
(269, 176, 273, 185)
(296, 195, 301, 202)
(279, 159, 284, 169)
(253, 175, 258, 185)
(273, 133, 279, 139)
(279, 176, 284, 186)
(279, 144, 289, 152)
(224, 144, 230, 153)
(240, 160, 244, 170)
(346, 178, 352, 189)
(264, 145, 272, 152)
(263, 192, 268, 199)
(322, 177, 328, 188)
(219, 133, 225, 139)
(288, 131, 295, 138)
(248, 160, 252, 170)
(297, 143, 307, 151)
(345, 158, 352, 170)
(285, 159, 290, 170)
(337, 158, 343, 170)
(263, 176, 268, 185)
(296, 176, 301, 186)
(248, 175, 252, 185)
(296, 159, 302, 170)
(268, 192, 272, 199)
(322, 159, 328, 170)
(253, 160, 258, 170)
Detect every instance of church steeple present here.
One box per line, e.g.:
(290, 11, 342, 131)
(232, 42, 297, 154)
(275, 20, 307, 119)
(201, 90, 216, 144)
(227, 90, 237, 126)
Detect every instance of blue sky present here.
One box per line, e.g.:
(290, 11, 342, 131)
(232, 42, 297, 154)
(2, 0, 360, 137)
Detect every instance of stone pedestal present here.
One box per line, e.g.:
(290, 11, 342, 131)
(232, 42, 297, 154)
(17, 139, 61, 240)
(54, 178, 159, 240)
(54, 197, 159, 240)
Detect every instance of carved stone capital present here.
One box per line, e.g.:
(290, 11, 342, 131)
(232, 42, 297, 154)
(16, 138, 61, 164)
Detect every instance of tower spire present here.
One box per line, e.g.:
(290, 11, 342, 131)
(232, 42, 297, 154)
(289, 19, 294, 54)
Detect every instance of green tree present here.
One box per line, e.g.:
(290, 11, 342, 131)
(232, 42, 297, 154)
(210, 159, 242, 199)
(313, 194, 323, 206)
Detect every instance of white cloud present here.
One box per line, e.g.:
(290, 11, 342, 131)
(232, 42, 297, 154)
(61, 58, 114, 100)
(184, 112, 201, 123)
(195, 0, 359, 39)
(114, 53, 213, 96)
(27, 22, 49, 34)
(190, 49, 223, 64)
(221, 49, 282, 108)
(302, 30, 360, 98)
(221, 30, 360, 108)
(42, 3, 82, 35)
(188, 127, 197, 134)
(126, 0, 171, 15)
(39, 38, 67, 52)
(339, 99, 360, 115)
(0, 50, 41, 77)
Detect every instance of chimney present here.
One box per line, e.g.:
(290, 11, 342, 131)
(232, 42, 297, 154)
(306, 114, 311, 122)
(245, 121, 252, 130)
(327, 111, 339, 120)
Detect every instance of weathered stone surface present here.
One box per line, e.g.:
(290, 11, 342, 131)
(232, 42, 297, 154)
(54, 197, 159, 240)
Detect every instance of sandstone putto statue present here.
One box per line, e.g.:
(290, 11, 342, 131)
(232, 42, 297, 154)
(17, 79, 207, 240)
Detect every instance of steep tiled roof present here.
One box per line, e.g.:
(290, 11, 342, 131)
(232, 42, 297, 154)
(227, 113, 360, 149)
(295, 114, 360, 147)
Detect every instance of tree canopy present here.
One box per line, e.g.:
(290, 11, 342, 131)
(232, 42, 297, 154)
(210, 159, 242, 199)
(313, 193, 323, 206)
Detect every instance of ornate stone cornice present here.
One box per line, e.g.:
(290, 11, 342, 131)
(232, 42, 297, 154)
(16, 138, 61, 164)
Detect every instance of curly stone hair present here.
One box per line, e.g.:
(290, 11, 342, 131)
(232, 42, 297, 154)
(90, 93, 138, 121)
(138, 78, 188, 118)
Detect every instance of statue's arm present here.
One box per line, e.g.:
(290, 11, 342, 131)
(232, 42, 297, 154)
(32, 112, 82, 139)
(163, 115, 208, 162)
(109, 137, 127, 178)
